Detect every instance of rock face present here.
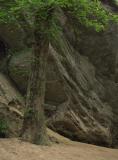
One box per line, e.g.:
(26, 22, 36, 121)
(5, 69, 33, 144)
(0, 9, 118, 147)
(7, 10, 118, 147)
(0, 73, 23, 137)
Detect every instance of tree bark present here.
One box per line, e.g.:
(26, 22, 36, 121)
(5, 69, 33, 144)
(20, 6, 54, 145)
(21, 31, 49, 145)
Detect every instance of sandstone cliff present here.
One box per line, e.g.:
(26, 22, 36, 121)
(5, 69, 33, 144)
(0, 3, 118, 147)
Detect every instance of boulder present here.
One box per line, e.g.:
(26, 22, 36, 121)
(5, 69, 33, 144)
(8, 49, 67, 104)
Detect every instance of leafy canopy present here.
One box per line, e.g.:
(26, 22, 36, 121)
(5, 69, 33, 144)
(0, 0, 118, 32)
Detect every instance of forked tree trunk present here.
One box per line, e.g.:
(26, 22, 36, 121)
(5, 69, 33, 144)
(21, 32, 49, 145)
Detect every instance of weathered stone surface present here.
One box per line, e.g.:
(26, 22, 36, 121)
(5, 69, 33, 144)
(1, 7, 118, 147)
(63, 11, 118, 146)
(8, 50, 67, 104)
(0, 73, 24, 137)
(8, 42, 115, 146)
(0, 24, 25, 51)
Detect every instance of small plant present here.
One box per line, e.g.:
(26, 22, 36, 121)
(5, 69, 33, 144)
(0, 118, 8, 138)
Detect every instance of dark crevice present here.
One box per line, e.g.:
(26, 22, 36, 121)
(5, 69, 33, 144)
(0, 132, 7, 138)
(0, 38, 8, 59)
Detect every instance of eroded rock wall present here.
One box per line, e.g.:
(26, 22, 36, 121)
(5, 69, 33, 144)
(0, 73, 23, 137)
(7, 10, 118, 147)
(0, 8, 118, 147)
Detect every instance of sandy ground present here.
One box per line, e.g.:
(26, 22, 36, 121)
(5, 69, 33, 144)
(0, 138, 118, 160)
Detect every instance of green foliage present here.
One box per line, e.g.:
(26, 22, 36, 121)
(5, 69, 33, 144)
(67, 0, 109, 31)
(0, 0, 118, 33)
(0, 119, 8, 137)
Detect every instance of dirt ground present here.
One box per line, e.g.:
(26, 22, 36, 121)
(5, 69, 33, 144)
(0, 138, 118, 160)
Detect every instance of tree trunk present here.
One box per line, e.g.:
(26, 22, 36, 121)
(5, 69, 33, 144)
(21, 32, 49, 145)
(20, 6, 54, 145)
